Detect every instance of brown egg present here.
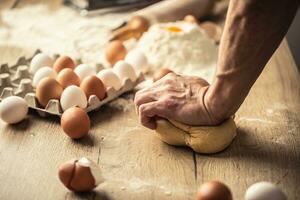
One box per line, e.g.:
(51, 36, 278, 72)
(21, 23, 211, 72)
(80, 75, 106, 100)
(58, 157, 103, 192)
(184, 15, 199, 24)
(153, 68, 173, 82)
(105, 40, 127, 66)
(57, 68, 80, 88)
(53, 55, 76, 72)
(196, 181, 232, 200)
(36, 77, 63, 107)
(61, 107, 90, 139)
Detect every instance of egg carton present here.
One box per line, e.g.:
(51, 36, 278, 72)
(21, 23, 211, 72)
(0, 50, 143, 117)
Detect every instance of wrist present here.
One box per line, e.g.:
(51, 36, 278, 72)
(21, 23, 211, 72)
(204, 77, 235, 124)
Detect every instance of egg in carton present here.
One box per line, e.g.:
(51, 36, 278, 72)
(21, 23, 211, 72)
(0, 50, 144, 117)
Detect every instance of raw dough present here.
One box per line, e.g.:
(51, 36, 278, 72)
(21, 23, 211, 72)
(155, 118, 237, 154)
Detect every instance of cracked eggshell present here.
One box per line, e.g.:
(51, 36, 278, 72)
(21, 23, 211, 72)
(74, 64, 96, 81)
(113, 60, 137, 82)
(245, 182, 286, 200)
(32, 66, 57, 87)
(0, 96, 28, 124)
(125, 49, 148, 74)
(58, 157, 104, 192)
(60, 85, 87, 111)
(30, 53, 54, 74)
(97, 69, 122, 90)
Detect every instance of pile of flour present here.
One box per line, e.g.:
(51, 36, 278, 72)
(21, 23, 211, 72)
(136, 21, 218, 83)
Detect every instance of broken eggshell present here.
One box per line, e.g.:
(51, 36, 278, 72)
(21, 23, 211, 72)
(58, 157, 104, 192)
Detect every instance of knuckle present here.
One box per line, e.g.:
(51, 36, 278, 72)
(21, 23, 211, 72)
(163, 97, 178, 110)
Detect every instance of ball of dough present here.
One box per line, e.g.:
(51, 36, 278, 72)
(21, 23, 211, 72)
(155, 118, 237, 154)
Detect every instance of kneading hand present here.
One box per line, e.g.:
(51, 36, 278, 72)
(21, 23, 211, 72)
(134, 73, 219, 130)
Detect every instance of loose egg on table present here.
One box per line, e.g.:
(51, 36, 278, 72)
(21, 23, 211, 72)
(125, 49, 148, 74)
(60, 107, 90, 139)
(56, 68, 80, 88)
(36, 77, 64, 107)
(53, 55, 76, 72)
(245, 182, 287, 200)
(97, 69, 122, 91)
(196, 181, 232, 200)
(30, 53, 54, 74)
(105, 40, 127, 66)
(32, 66, 57, 87)
(74, 64, 96, 81)
(113, 60, 137, 83)
(80, 75, 106, 100)
(60, 85, 87, 111)
(0, 96, 28, 124)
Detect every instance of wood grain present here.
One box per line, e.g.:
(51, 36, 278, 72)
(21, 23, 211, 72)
(0, 0, 299, 200)
(195, 40, 300, 200)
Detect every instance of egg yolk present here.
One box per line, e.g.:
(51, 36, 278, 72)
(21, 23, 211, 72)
(164, 26, 182, 33)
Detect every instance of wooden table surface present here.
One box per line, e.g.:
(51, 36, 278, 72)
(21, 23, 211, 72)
(0, 1, 299, 200)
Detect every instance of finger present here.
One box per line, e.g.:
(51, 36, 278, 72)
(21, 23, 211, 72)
(134, 91, 156, 109)
(139, 101, 170, 130)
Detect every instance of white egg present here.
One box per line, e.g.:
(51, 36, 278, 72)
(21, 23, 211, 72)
(245, 182, 287, 200)
(125, 50, 148, 73)
(0, 96, 28, 124)
(97, 69, 122, 90)
(30, 53, 53, 74)
(60, 85, 87, 111)
(74, 64, 96, 81)
(32, 66, 57, 87)
(113, 61, 137, 82)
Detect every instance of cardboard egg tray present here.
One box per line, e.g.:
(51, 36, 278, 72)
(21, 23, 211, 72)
(0, 50, 143, 117)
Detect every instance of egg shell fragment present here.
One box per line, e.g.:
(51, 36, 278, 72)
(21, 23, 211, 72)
(97, 69, 122, 90)
(0, 96, 28, 124)
(32, 66, 57, 87)
(30, 53, 54, 74)
(113, 61, 137, 82)
(74, 64, 96, 81)
(60, 85, 87, 111)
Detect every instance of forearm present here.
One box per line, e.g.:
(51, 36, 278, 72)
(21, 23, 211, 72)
(205, 0, 299, 122)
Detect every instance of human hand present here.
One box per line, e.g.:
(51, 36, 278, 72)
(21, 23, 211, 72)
(134, 73, 222, 130)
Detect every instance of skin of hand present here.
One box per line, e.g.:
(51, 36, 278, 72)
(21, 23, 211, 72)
(134, 73, 219, 130)
(135, 0, 299, 130)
